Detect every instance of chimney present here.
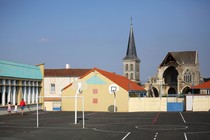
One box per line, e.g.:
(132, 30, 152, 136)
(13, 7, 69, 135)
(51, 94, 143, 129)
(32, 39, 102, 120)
(66, 64, 70, 69)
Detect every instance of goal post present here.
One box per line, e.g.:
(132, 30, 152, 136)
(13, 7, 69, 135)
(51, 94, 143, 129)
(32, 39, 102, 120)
(36, 96, 85, 128)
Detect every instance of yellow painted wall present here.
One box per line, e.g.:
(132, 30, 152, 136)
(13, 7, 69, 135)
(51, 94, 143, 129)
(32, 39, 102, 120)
(44, 102, 53, 111)
(193, 96, 210, 111)
(129, 97, 167, 112)
(62, 71, 129, 112)
(37, 63, 45, 106)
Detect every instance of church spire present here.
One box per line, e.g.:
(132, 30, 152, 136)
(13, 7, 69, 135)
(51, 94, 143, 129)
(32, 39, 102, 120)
(122, 18, 141, 84)
(123, 17, 140, 61)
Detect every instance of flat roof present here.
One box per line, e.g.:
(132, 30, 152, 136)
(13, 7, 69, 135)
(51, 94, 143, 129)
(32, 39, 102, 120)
(0, 60, 42, 80)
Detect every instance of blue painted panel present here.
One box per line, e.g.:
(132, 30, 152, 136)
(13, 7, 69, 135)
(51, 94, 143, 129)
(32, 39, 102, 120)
(0, 60, 42, 80)
(167, 102, 184, 112)
(86, 76, 106, 84)
(53, 107, 61, 111)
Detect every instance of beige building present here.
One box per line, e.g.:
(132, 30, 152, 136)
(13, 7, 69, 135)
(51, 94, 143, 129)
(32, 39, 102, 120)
(145, 51, 202, 97)
(44, 66, 90, 111)
(61, 68, 145, 112)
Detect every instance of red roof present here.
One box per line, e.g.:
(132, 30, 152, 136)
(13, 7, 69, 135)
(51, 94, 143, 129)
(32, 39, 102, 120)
(45, 69, 90, 77)
(63, 67, 145, 91)
(192, 80, 210, 89)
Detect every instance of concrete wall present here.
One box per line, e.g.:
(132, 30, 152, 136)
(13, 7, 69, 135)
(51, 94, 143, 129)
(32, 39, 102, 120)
(129, 97, 167, 112)
(129, 96, 210, 112)
(192, 95, 210, 111)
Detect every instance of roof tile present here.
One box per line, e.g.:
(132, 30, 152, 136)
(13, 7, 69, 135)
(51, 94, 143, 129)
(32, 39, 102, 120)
(63, 67, 145, 91)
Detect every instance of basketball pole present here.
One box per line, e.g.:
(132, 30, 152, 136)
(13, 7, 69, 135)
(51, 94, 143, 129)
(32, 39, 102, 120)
(36, 96, 85, 128)
(75, 82, 82, 124)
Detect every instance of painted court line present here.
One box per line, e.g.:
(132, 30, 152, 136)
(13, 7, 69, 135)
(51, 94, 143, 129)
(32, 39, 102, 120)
(152, 112, 160, 124)
(184, 133, 188, 140)
(93, 128, 128, 134)
(180, 112, 186, 123)
(122, 132, 131, 140)
(153, 132, 158, 140)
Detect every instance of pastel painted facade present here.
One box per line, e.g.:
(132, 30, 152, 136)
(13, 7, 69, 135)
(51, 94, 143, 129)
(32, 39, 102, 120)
(0, 60, 44, 106)
(44, 68, 90, 111)
(62, 68, 145, 112)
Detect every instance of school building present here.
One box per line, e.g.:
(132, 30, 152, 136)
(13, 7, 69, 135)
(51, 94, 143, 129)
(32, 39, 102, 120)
(44, 65, 90, 111)
(0, 60, 44, 107)
(61, 68, 146, 112)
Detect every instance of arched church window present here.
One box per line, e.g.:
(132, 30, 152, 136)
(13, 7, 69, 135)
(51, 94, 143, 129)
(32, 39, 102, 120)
(130, 73, 133, 80)
(125, 73, 129, 78)
(184, 69, 192, 83)
(125, 64, 128, 71)
(130, 64, 133, 71)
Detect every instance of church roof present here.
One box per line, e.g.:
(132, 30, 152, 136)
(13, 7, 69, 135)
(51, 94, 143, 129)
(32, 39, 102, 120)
(160, 51, 198, 67)
(123, 20, 140, 61)
(63, 67, 145, 92)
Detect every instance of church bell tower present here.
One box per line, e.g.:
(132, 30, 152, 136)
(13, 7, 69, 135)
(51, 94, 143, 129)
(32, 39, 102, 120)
(123, 18, 141, 84)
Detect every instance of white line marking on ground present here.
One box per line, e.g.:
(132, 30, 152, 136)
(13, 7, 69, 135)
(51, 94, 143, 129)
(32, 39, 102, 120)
(180, 112, 186, 123)
(184, 133, 188, 140)
(85, 113, 96, 116)
(77, 113, 96, 118)
(154, 132, 158, 140)
(135, 125, 188, 130)
(92, 128, 128, 133)
(122, 132, 131, 140)
(186, 130, 210, 134)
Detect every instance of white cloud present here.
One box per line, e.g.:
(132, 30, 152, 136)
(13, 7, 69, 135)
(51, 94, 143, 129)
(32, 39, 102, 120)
(39, 38, 49, 43)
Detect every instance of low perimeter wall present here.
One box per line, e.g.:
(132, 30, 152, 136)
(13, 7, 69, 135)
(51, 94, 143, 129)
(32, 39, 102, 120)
(191, 95, 210, 111)
(129, 97, 167, 112)
(129, 96, 210, 112)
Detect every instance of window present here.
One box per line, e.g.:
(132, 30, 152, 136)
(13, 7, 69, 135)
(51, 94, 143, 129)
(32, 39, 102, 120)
(130, 73, 133, 80)
(93, 89, 98, 94)
(50, 83, 55, 94)
(125, 64, 128, 71)
(184, 69, 192, 83)
(125, 73, 129, 78)
(93, 98, 98, 104)
(130, 64, 133, 71)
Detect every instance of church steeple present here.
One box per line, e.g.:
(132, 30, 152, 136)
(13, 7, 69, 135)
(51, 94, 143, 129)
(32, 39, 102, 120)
(123, 18, 140, 61)
(123, 18, 141, 84)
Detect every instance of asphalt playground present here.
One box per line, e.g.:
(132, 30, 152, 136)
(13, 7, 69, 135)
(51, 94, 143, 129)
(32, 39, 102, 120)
(0, 111, 210, 140)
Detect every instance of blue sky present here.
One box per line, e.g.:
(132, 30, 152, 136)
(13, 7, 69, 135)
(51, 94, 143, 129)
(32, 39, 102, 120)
(0, 0, 210, 83)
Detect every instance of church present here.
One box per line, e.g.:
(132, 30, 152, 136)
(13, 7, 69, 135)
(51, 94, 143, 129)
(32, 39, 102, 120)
(145, 51, 202, 97)
(122, 19, 203, 97)
(122, 19, 141, 85)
